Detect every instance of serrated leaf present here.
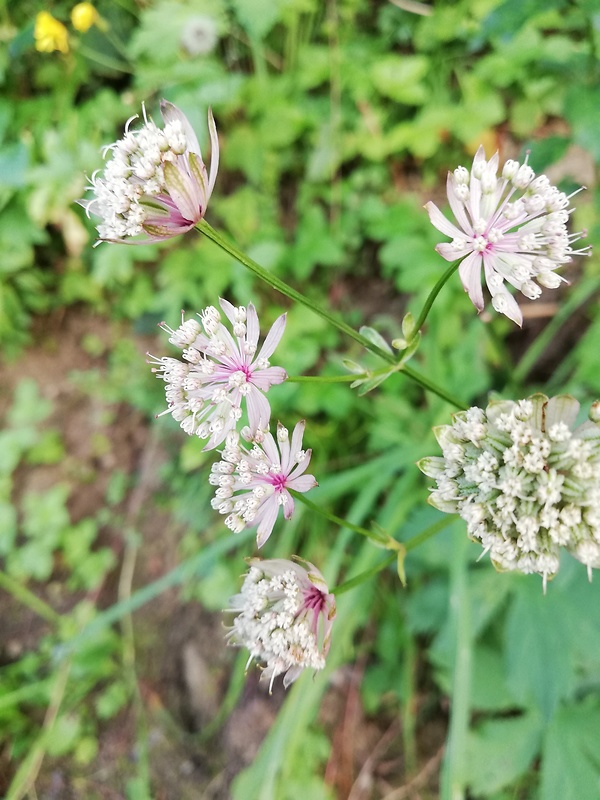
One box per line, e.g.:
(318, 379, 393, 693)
(466, 711, 543, 796)
(470, 646, 521, 713)
(540, 699, 600, 800)
(505, 579, 575, 718)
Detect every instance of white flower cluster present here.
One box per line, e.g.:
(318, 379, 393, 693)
(227, 558, 336, 691)
(82, 101, 218, 243)
(426, 146, 588, 325)
(149, 299, 287, 451)
(211, 421, 317, 548)
(419, 394, 600, 588)
(91, 116, 187, 239)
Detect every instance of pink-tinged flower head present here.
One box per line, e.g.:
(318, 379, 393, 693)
(149, 299, 287, 450)
(425, 146, 589, 326)
(80, 100, 219, 243)
(227, 557, 336, 692)
(418, 394, 600, 590)
(211, 420, 317, 547)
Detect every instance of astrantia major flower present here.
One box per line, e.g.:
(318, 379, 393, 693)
(227, 557, 336, 692)
(425, 146, 588, 326)
(149, 299, 287, 450)
(418, 394, 600, 589)
(211, 421, 317, 548)
(81, 100, 218, 243)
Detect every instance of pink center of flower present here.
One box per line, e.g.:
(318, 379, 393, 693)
(228, 365, 253, 389)
(269, 472, 288, 492)
(302, 585, 327, 613)
(472, 227, 504, 254)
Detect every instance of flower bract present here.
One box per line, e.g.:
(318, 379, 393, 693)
(81, 100, 218, 243)
(150, 299, 287, 450)
(425, 146, 588, 325)
(418, 394, 600, 589)
(211, 421, 317, 548)
(227, 557, 336, 692)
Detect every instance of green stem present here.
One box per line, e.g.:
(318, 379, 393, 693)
(197, 220, 466, 408)
(76, 44, 132, 73)
(411, 260, 461, 338)
(286, 373, 362, 384)
(330, 516, 452, 596)
(440, 524, 471, 800)
(289, 368, 465, 407)
(5, 656, 73, 800)
(59, 529, 254, 657)
(403, 364, 466, 408)
(333, 553, 396, 596)
(0, 571, 62, 626)
(511, 274, 600, 389)
(197, 220, 395, 364)
(402, 515, 451, 551)
(291, 490, 375, 540)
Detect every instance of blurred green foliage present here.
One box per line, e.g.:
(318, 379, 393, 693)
(1, 0, 600, 797)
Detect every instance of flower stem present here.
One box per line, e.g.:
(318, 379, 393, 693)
(411, 260, 461, 338)
(5, 656, 73, 800)
(0, 571, 62, 627)
(197, 220, 395, 365)
(332, 553, 397, 596)
(331, 516, 452, 596)
(286, 373, 362, 384)
(402, 365, 466, 408)
(197, 220, 465, 408)
(288, 368, 465, 407)
(290, 490, 376, 540)
(440, 525, 472, 800)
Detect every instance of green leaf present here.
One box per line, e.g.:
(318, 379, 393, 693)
(290, 205, 344, 281)
(466, 710, 543, 796)
(0, 142, 29, 189)
(9, 541, 54, 581)
(505, 578, 575, 718)
(564, 85, 600, 161)
(540, 699, 600, 800)
(0, 501, 17, 555)
(7, 378, 53, 428)
(470, 646, 521, 713)
(370, 55, 430, 105)
(25, 429, 65, 465)
(96, 682, 130, 720)
(230, 0, 284, 39)
(21, 484, 71, 542)
(46, 714, 82, 757)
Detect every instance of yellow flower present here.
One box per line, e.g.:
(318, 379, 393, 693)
(71, 2, 99, 33)
(35, 11, 69, 53)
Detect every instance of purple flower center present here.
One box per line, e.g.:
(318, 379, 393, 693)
(269, 472, 288, 492)
(303, 585, 327, 613)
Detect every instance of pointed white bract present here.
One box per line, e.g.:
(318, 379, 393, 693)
(226, 557, 336, 692)
(80, 100, 219, 243)
(149, 299, 287, 450)
(418, 394, 600, 589)
(211, 421, 317, 547)
(425, 146, 588, 325)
